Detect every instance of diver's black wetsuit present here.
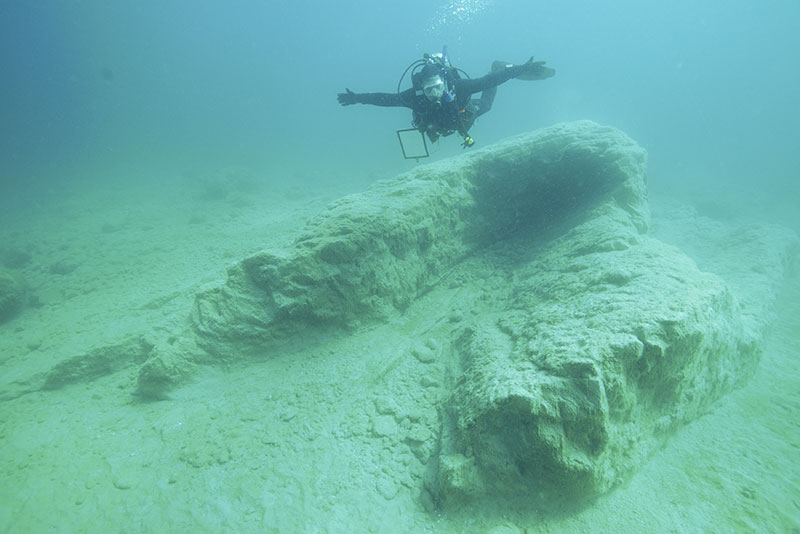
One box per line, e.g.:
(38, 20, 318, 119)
(343, 63, 534, 143)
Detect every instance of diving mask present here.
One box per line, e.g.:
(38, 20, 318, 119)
(422, 75, 445, 101)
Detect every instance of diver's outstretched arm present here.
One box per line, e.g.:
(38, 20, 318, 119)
(337, 88, 415, 108)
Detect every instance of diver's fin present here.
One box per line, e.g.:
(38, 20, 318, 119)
(493, 58, 555, 80)
(520, 61, 556, 80)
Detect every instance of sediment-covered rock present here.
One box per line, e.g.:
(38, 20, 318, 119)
(139, 120, 797, 507)
(41, 336, 154, 390)
(191, 121, 648, 357)
(432, 209, 764, 508)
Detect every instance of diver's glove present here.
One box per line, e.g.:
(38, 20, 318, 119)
(337, 88, 359, 106)
(516, 57, 556, 80)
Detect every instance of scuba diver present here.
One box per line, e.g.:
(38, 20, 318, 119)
(337, 47, 555, 148)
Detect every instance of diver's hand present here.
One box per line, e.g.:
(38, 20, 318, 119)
(517, 57, 556, 80)
(337, 88, 359, 106)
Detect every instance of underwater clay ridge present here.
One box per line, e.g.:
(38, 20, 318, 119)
(431, 203, 763, 508)
(190, 120, 648, 357)
(420, 129, 797, 508)
(135, 120, 797, 509)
